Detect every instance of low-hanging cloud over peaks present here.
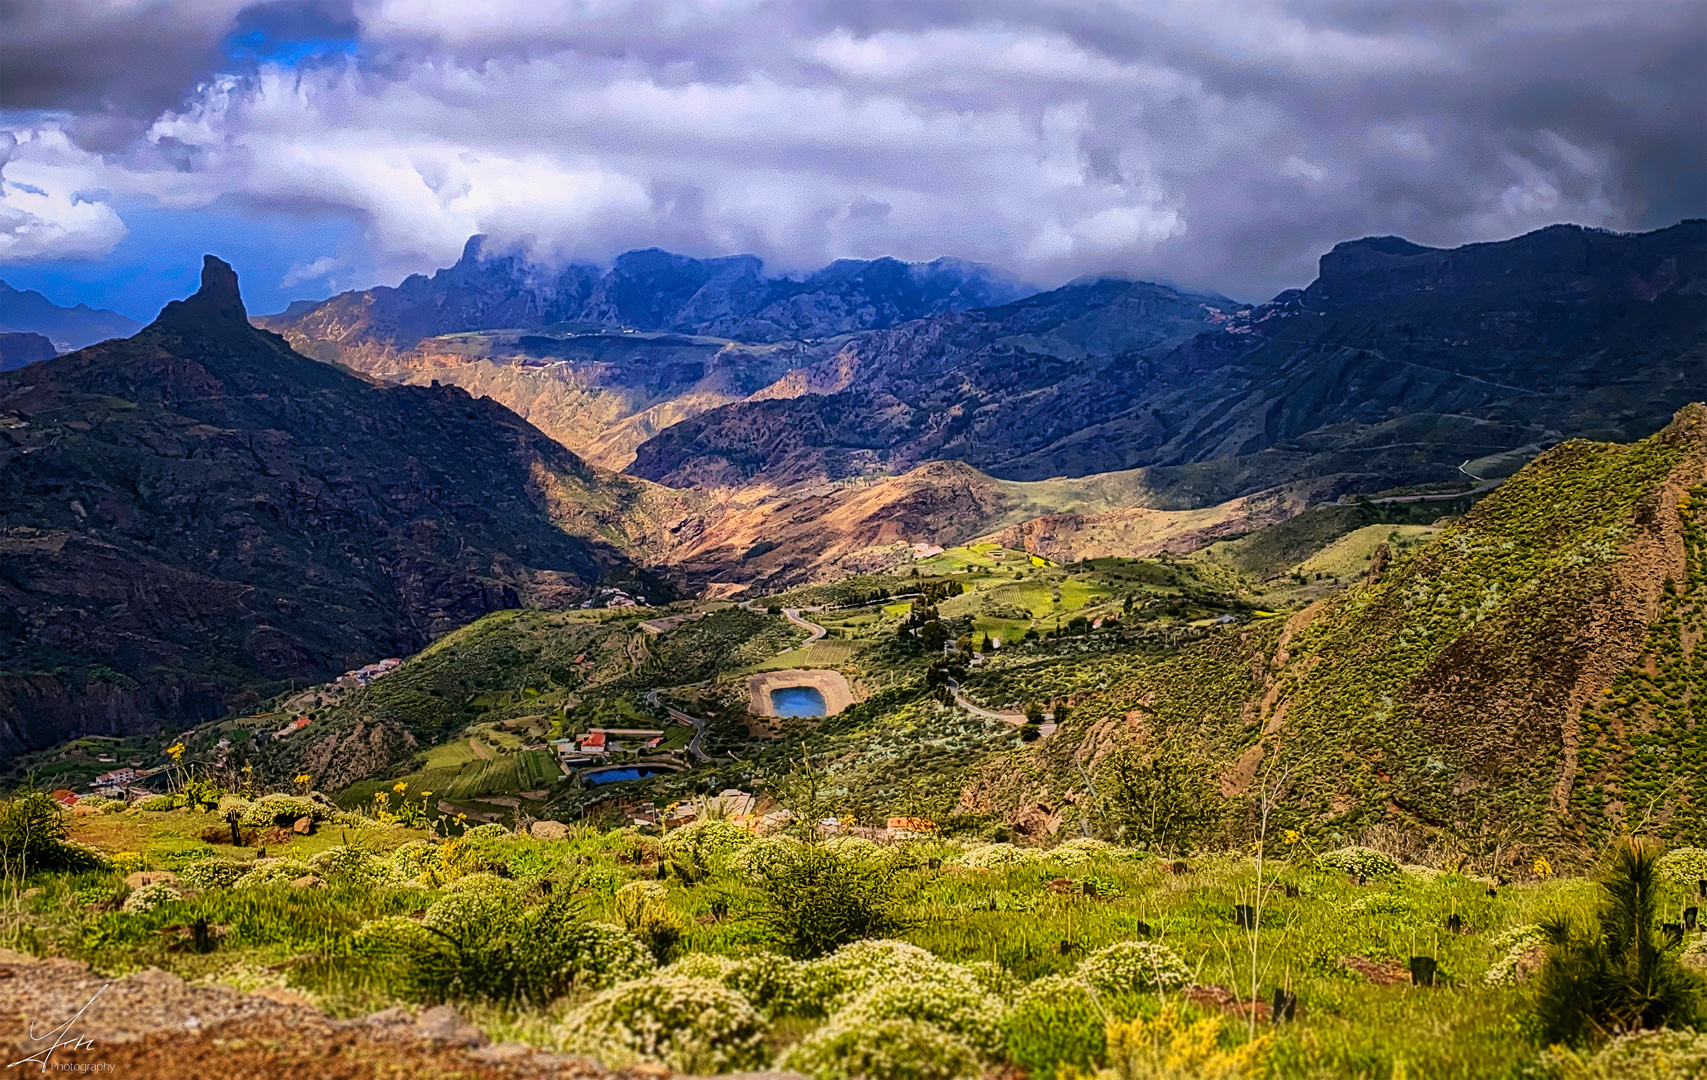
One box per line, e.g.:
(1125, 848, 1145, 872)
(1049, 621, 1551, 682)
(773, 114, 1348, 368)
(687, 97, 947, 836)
(0, 0, 1701, 302)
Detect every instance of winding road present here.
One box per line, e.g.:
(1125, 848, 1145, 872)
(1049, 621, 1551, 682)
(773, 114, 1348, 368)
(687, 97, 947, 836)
(783, 607, 827, 644)
(644, 689, 712, 762)
(945, 677, 1055, 737)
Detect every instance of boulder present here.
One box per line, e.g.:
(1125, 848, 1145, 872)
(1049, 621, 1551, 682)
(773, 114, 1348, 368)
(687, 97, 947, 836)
(529, 820, 569, 841)
(292, 816, 313, 834)
(414, 1005, 489, 1048)
(288, 875, 325, 889)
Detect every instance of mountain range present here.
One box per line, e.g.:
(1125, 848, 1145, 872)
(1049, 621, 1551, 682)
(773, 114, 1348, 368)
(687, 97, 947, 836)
(0, 258, 666, 757)
(0, 280, 141, 353)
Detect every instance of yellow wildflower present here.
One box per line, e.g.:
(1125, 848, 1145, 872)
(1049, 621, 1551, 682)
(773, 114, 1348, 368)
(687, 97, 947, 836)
(165, 742, 186, 762)
(1533, 855, 1553, 879)
(1283, 829, 1300, 845)
(392, 781, 408, 795)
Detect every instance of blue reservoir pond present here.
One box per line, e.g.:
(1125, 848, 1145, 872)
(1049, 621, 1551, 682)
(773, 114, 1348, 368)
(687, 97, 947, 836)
(771, 685, 827, 718)
(583, 766, 674, 785)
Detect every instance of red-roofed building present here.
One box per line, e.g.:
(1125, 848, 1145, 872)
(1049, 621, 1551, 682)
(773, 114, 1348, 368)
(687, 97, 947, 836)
(579, 730, 608, 754)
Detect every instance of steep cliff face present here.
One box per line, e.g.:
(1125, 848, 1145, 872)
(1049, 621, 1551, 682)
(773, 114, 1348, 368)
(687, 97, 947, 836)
(629, 221, 1707, 496)
(0, 257, 650, 759)
(967, 405, 1707, 854)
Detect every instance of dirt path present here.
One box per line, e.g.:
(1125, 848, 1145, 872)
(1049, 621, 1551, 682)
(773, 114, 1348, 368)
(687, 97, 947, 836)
(469, 738, 492, 760)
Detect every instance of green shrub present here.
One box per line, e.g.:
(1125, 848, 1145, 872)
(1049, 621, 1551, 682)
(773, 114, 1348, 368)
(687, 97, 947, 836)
(409, 895, 653, 1004)
(795, 939, 978, 1016)
(1532, 838, 1706, 1046)
(1075, 941, 1193, 995)
(958, 843, 1041, 870)
(1003, 974, 1107, 1079)
(177, 858, 251, 890)
(0, 792, 107, 873)
(238, 793, 327, 829)
(1544, 1029, 1707, 1079)
(1484, 924, 1550, 986)
(307, 846, 399, 888)
(231, 859, 313, 889)
(1656, 847, 1707, 885)
(130, 794, 174, 812)
(555, 977, 768, 1073)
(660, 818, 748, 883)
(836, 979, 1006, 1060)
(612, 880, 687, 963)
(661, 951, 801, 1015)
(746, 842, 907, 958)
(1317, 846, 1402, 879)
(782, 1017, 981, 1080)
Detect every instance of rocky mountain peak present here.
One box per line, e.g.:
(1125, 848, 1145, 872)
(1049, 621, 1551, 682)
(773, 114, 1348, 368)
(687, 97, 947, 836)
(151, 255, 250, 334)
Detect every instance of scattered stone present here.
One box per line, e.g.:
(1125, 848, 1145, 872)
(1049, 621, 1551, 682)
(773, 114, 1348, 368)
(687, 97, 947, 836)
(1183, 983, 1275, 1021)
(1337, 955, 1411, 985)
(288, 875, 325, 889)
(292, 816, 313, 834)
(530, 819, 570, 841)
(125, 871, 179, 889)
(414, 1004, 489, 1048)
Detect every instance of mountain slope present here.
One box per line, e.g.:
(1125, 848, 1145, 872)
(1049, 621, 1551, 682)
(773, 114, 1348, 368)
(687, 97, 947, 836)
(630, 221, 1707, 496)
(0, 280, 140, 351)
(259, 238, 1032, 351)
(0, 258, 657, 759)
(965, 404, 1707, 850)
(0, 332, 55, 372)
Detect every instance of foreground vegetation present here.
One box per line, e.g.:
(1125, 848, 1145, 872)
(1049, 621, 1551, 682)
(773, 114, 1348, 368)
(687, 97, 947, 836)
(3, 787, 1704, 1079)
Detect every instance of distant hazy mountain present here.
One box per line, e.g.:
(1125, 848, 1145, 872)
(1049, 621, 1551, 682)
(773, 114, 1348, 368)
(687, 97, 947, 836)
(0, 332, 56, 372)
(629, 221, 1707, 500)
(258, 238, 1034, 349)
(0, 281, 140, 351)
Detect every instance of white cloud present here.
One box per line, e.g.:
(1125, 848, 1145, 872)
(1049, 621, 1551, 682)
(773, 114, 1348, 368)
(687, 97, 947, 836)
(280, 255, 342, 287)
(0, 127, 127, 262)
(0, 1, 1697, 298)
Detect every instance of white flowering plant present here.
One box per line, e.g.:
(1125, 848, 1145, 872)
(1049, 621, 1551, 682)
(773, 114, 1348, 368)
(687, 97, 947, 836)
(1074, 940, 1193, 994)
(1484, 924, 1550, 986)
(781, 1017, 982, 1080)
(121, 881, 181, 913)
(1656, 847, 1707, 885)
(1317, 846, 1402, 879)
(555, 976, 768, 1074)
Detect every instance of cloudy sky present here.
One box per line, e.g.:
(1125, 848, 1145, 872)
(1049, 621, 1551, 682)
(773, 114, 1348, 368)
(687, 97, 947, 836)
(0, 0, 1702, 318)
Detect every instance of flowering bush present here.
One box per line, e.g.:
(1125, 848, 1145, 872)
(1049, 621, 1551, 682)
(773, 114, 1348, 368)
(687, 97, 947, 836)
(796, 939, 980, 1016)
(1656, 847, 1707, 884)
(962, 959, 1020, 998)
(387, 839, 441, 883)
(1044, 837, 1124, 866)
(122, 882, 180, 913)
(781, 1017, 981, 1080)
(110, 852, 145, 876)
(232, 859, 313, 889)
(958, 843, 1041, 870)
(178, 858, 251, 890)
(1075, 940, 1193, 994)
(836, 978, 1006, 1059)
(238, 793, 326, 829)
(307, 846, 398, 887)
(1484, 924, 1550, 986)
(350, 915, 437, 959)
(462, 822, 510, 843)
(423, 877, 529, 932)
(1317, 846, 1401, 879)
(731, 835, 801, 878)
(130, 794, 174, 812)
(822, 834, 882, 857)
(660, 818, 749, 881)
(661, 951, 803, 1015)
(1543, 1029, 1707, 1080)
(1345, 892, 1412, 916)
(1103, 1004, 1270, 1080)
(555, 977, 768, 1073)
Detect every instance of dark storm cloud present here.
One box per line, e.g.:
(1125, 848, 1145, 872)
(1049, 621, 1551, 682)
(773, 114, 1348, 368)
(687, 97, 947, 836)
(0, 0, 1701, 298)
